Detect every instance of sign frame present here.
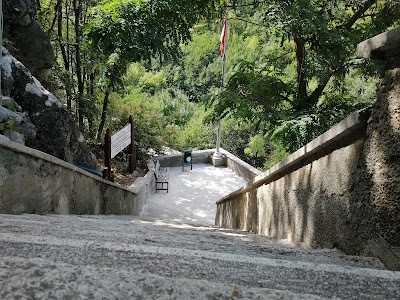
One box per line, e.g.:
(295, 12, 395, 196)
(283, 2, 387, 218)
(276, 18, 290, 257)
(103, 115, 136, 181)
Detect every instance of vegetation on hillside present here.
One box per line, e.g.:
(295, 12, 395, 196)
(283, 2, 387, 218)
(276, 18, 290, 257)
(38, 0, 400, 169)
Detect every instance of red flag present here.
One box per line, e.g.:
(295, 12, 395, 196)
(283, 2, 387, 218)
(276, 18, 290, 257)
(219, 18, 227, 56)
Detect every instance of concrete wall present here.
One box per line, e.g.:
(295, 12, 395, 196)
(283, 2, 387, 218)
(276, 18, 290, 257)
(154, 149, 261, 182)
(221, 149, 263, 182)
(155, 150, 213, 168)
(0, 135, 150, 215)
(216, 27, 400, 270)
(257, 139, 364, 248)
(216, 110, 368, 238)
(216, 109, 400, 269)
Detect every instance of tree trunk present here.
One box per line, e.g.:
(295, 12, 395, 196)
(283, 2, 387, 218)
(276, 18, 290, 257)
(74, 0, 84, 129)
(65, 0, 74, 110)
(48, 0, 62, 34)
(97, 90, 110, 141)
(87, 69, 96, 137)
(293, 27, 307, 108)
(57, 1, 73, 110)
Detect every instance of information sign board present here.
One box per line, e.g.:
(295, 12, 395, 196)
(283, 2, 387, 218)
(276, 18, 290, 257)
(111, 124, 131, 159)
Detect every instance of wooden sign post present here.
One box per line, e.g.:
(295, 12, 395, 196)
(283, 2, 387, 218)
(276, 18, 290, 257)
(103, 115, 136, 181)
(128, 115, 136, 172)
(104, 129, 112, 181)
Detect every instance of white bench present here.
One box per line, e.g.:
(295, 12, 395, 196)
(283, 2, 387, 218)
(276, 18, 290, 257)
(154, 160, 169, 193)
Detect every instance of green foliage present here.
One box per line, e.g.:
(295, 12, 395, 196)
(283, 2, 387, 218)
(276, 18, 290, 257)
(38, 0, 400, 170)
(244, 134, 266, 167)
(82, 0, 234, 140)
(138, 70, 167, 95)
(98, 51, 126, 90)
(264, 141, 289, 170)
(109, 88, 166, 153)
(173, 31, 221, 102)
(271, 93, 371, 153)
(203, 60, 292, 127)
(203, 0, 399, 163)
(271, 114, 319, 153)
(5, 117, 15, 130)
(124, 63, 146, 87)
(157, 89, 195, 126)
(220, 118, 253, 162)
(244, 134, 265, 158)
(106, 66, 211, 154)
(85, 0, 228, 63)
(164, 107, 215, 152)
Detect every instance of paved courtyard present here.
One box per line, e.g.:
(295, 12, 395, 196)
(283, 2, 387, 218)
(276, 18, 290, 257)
(139, 163, 247, 225)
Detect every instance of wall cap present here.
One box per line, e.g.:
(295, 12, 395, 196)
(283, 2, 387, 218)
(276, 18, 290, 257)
(357, 26, 400, 60)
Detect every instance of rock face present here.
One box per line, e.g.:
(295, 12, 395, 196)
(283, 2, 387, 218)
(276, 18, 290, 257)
(1, 47, 97, 169)
(344, 28, 400, 261)
(349, 48, 400, 249)
(3, 0, 55, 81)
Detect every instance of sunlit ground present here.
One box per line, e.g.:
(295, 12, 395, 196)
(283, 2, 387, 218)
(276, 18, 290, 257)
(139, 163, 247, 226)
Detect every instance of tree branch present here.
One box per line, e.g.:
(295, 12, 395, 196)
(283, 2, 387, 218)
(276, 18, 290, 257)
(344, 0, 376, 30)
(232, 16, 269, 28)
(226, 1, 264, 8)
(308, 61, 362, 107)
(47, 0, 63, 35)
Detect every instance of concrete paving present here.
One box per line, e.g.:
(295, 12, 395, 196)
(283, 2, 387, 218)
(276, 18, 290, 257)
(1, 165, 400, 299)
(140, 163, 247, 225)
(0, 214, 399, 299)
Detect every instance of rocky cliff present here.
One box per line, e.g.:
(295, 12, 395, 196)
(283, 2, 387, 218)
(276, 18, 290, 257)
(1, 0, 97, 169)
(1, 47, 97, 169)
(3, 0, 55, 82)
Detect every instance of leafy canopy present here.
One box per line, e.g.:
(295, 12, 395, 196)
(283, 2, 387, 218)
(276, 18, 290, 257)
(85, 0, 230, 65)
(204, 0, 400, 154)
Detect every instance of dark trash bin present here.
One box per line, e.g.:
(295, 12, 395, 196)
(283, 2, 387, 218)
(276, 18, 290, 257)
(182, 149, 192, 171)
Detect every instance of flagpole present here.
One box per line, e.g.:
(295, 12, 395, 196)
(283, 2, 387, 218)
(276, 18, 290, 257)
(213, 12, 228, 159)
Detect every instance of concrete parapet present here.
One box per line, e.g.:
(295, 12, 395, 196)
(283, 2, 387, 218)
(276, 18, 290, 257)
(154, 149, 213, 168)
(153, 149, 261, 182)
(217, 109, 369, 205)
(357, 26, 400, 60)
(0, 135, 149, 215)
(220, 149, 262, 181)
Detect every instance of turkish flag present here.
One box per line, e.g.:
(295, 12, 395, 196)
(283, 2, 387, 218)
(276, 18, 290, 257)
(219, 18, 227, 56)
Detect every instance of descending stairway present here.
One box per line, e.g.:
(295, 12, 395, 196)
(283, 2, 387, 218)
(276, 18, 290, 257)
(0, 214, 399, 299)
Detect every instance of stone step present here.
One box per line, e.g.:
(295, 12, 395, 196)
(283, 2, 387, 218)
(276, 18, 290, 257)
(0, 214, 399, 299)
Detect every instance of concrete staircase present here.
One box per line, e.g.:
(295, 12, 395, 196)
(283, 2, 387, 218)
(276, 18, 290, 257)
(0, 214, 399, 299)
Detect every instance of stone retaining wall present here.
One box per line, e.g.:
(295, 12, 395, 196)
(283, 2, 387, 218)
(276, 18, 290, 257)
(0, 135, 150, 215)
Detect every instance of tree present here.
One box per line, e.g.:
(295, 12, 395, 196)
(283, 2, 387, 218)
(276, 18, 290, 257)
(39, 0, 102, 133)
(84, 0, 231, 139)
(259, 0, 398, 111)
(206, 0, 400, 152)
